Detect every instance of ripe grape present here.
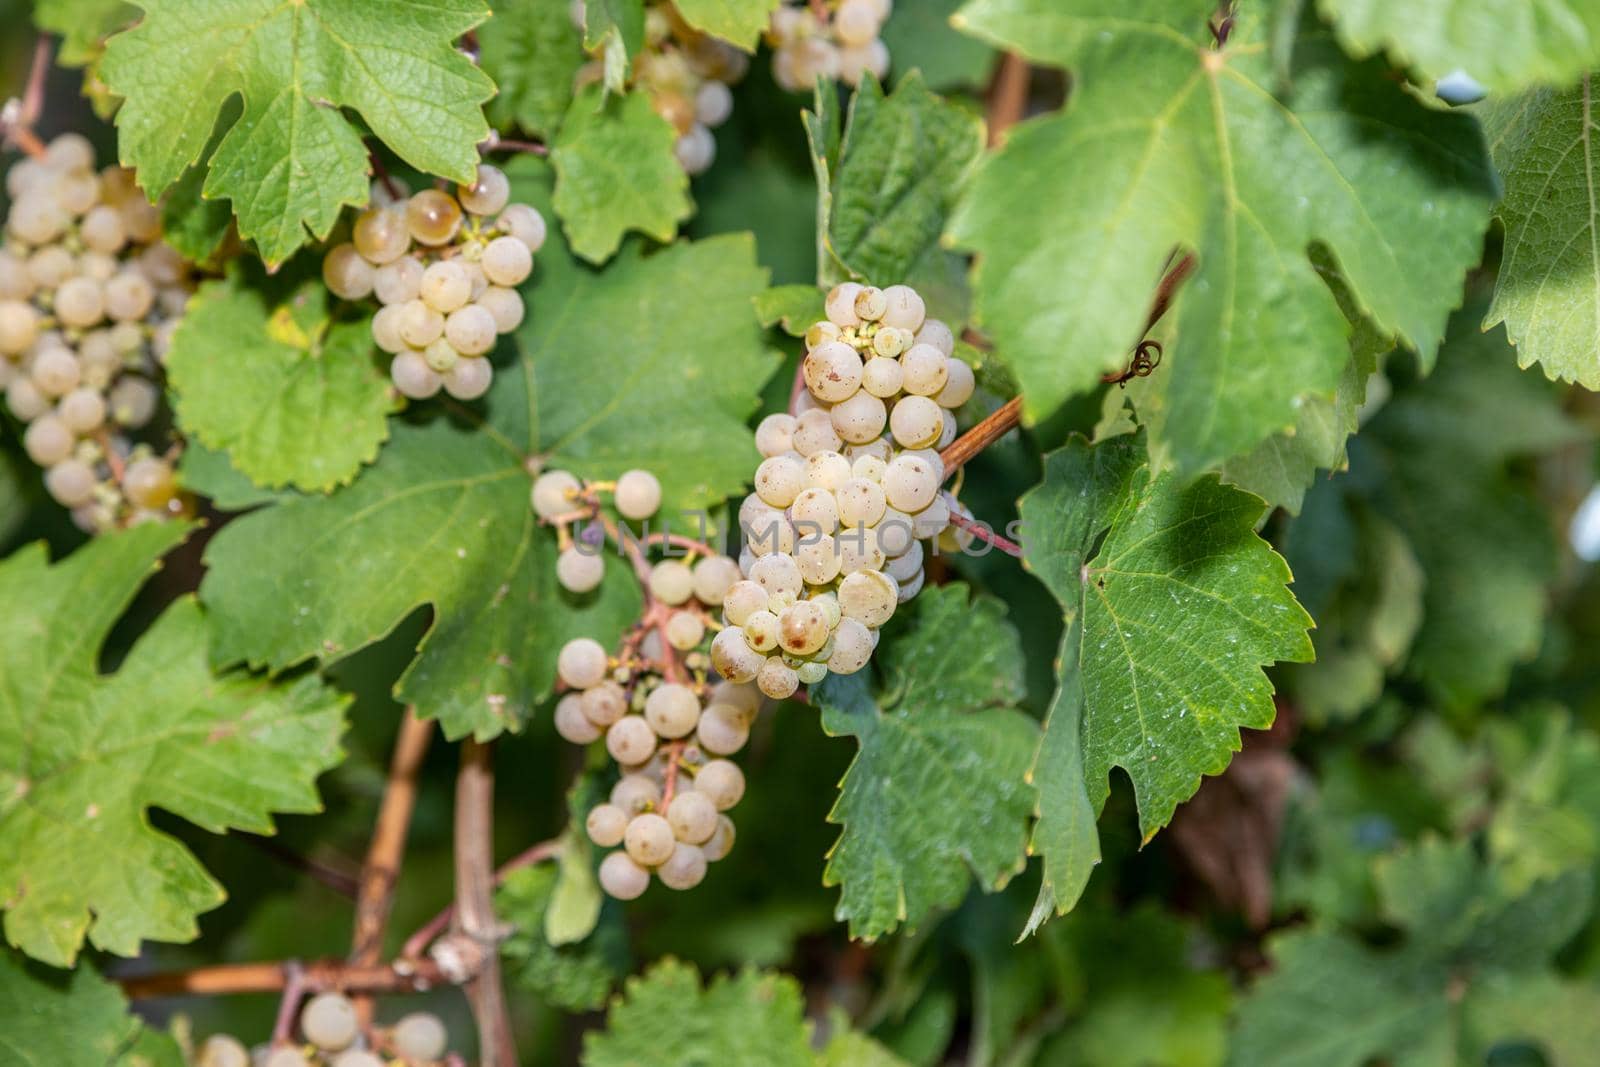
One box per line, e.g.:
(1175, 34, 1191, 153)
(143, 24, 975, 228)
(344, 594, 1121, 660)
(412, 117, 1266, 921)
(711, 625, 764, 682)
(22, 414, 74, 467)
(371, 305, 406, 353)
(331, 1051, 383, 1067)
(422, 337, 460, 373)
(779, 600, 829, 655)
(31, 348, 82, 397)
(839, 39, 890, 85)
(657, 842, 708, 889)
(374, 256, 424, 305)
(197, 1034, 250, 1067)
(587, 803, 629, 847)
(883, 454, 939, 512)
(532, 469, 582, 518)
(675, 124, 717, 175)
(457, 163, 512, 216)
(580, 681, 627, 726)
(406, 189, 463, 245)
(754, 412, 796, 457)
(80, 204, 128, 254)
(804, 340, 863, 402)
(666, 789, 718, 844)
(614, 468, 663, 519)
(419, 260, 470, 312)
(323, 243, 375, 300)
(353, 205, 411, 264)
(46, 132, 94, 172)
(496, 204, 547, 252)
(749, 552, 802, 598)
(624, 811, 676, 865)
(478, 286, 526, 333)
(392, 1012, 449, 1061)
(105, 271, 156, 321)
(937, 357, 975, 408)
(123, 457, 176, 510)
(722, 580, 768, 626)
(901, 344, 949, 396)
(754, 454, 806, 507)
(482, 235, 533, 287)
(694, 760, 745, 810)
(390, 351, 442, 399)
(555, 693, 602, 744)
(645, 682, 701, 738)
(691, 555, 742, 604)
(607, 715, 658, 765)
(397, 299, 445, 347)
(108, 377, 160, 428)
(795, 534, 842, 584)
(557, 545, 605, 593)
(696, 704, 749, 756)
(300, 992, 358, 1050)
(599, 851, 650, 900)
(444, 304, 497, 356)
(666, 609, 706, 650)
(55, 276, 106, 329)
(702, 815, 736, 861)
(612, 774, 662, 815)
(831, 391, 887, 444)
(263, 1048, 311, 1067)
(442, 352, 493, 400)
(649, 559, 694, 604)
(827, 618, 874, 675)
(889, 394, 944, 448)
(0, 299, 39, 355)
(791, 408, 843, 456)
(838, 569, 898, 627)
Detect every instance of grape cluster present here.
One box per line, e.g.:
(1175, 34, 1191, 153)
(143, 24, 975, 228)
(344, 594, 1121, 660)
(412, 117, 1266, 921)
(0, 134, 194, 532)
(574, 2, 749, 175)
(712, 282, 972, 698)
(768, 0, 891, 92)
(322, 164, 544, 402)
(193, 996, 449, 1067)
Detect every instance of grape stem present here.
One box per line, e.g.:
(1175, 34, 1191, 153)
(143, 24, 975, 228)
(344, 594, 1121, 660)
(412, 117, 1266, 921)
(349, 709, 434, 1026)
(454, 740, 519, 1067)
(270, 961, 307, 1046)
(400, 837, 563, 962)
(482, 132, 550, 156)
(943, 501, 1023, 558)
(118, 957, 457, 1000)
(1, 36, 52, 162)
(368, 148, 405, 201)
(986, 52, 1031, 145)
(641, 531, 720, 558)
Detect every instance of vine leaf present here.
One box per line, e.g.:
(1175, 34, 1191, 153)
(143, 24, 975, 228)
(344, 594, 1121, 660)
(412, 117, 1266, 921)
(948, 1, 1497, 473)
(199, 159, 774, 740)
(1019, 435, 1313, 930)
(33, 0, 137, 67)
(480, 0, 585, 141)
(0, 948, 183, 1066)
(673, 0, 781, 52)
(815, 584, 1037, 942)
(99, 0, 494, 266)
(1482, 77, 1600, 388)
(1318, 0, 1600, 94)
(551, 84, 692, 264)
(0, 525, 348, 968)
(166, 277, 396, 493)
(498, 863, 630, 1013)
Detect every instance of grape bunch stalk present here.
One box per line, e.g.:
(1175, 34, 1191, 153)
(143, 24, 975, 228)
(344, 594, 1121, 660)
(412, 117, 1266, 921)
(0, 133, 195, 532)
(532, 465, 753, 899)
(768, 0, 892, 92)
(193, 994, 452, 1066)
(573, 1, 749, 175)
(711, 281, 974, 699)
(322, 163, 545, 402)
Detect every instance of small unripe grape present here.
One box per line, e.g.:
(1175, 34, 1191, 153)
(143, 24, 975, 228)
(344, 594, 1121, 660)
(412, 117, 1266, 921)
(422, 337, 459, 373)
(124, 457, 177, 509)
(443, 354, 493, 400)
(657, 842, 708, 889)
(390, 350, 442, 399)
(397, 299, 445, 348)
(496, 204, 547, 252)
(197, 1034, 250, 1067)
(872, 326, 910, 359)
(531, 469, 581, 518)
(624, 811, 676, 866)
(666, 609, 706, 650)
(481, 235, 533, 287)
(649, 559, 693, 605)
(374, 255, 424, 305)
(23, 414, 74, 467)
(645, 682, 701, 739)
(722, 580, 768, 626)
(371, 304, 407, 353)
(831, 391, 887, 444)
(301, 992, 359, 1050)
(353, 205, 411, 264)
(31, 348, 81, 397)
(696, 704, 749, 756)
(611, 774, 661, 815)
(614, 468, 662, 519)
(692, 555, 742, 605)
(702, 815, 736, 861)
(555, 692, 601, 743)
(710, 625, 763, 682)
(323, 242, 375, 300)
(108, 376, 160, 427)
(608, 716, 657, 765)
(0, 299, 39, 355)
(695, 759, 746, 810)
(825, 282, 863, 327)
(457, 163, 511, 216)
(599, 851, 650, 900)
(478, 285, 525, 333)
(937, 358, 975, 408)
(444, 303, 498, 356)
(406, 189, 463, 245)
(587, 803, 629, 847)
(557, 545, 604, 593)
(392, 1013, 449, 1062)
(55, 276, 105, 329)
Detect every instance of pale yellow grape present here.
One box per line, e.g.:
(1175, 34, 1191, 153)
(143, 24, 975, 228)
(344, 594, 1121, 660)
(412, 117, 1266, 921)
(827, 618, 874, 674)
(108, 376, 159, 427)
(607, 716, 658, 765)
(883, 453, 939, 512)
(838, 526, 886, 574)
(31, 348, 81, 396)
(586, 802, 629, 846)
(580, 681, 627, 726)
(374, 255, 424, 305)
(756, 655, 798, 699)
(370, 176, 411, 207)
(871, 326, 910, 358)
(457, 163, 511, 216)
(779, 600, 829, 655)
(692, 555, 742, 605)
(852, 453, 888, 484)
(44, 458, 96, 507)
(722, 580, 768, 626)
(915, 318, 955, 356)
(0, 299, 38, 354)
(900, 344, 948, 396)
(557, 545, 604, 592)
(839, 39, 890, 85)
(264, 1048, 311, 1067)
(56, 173, 104, 215)
(812, 590, 842, 628)
(599, 851, 650, 899)
(658, 842, 707, 889)
(897, 568, 925, 602)
(665, 789, 718, 847)
(876, 508, 917, 557)
(825, 282, 863, 327)
(56, 388, 105, 435)
(804, 340, 862, 402)
(806, 320, 841, 350)
(886, 539, 924, 584)
(703, 815, 736, 860)
(611, 774, 662, 815)
(9, 194, 67, 244)
(697, 705, 749, 756)
(55, 276, 105, 329)
(496, 204, 548, 252)
(831, 391, 887, 444)
(391, 1014, 449, 1062)
(649, 559, 694, 605)
(755, 412, 797, 457)
(938, 409, 958, 449)
(675, 124, 717, 175)
(463, 260, 489, 300)
(695, 760, 745, 810)
(371, 304, 406, 353)
(890, 394, 944, 448)
(835, 0, 881, 44)
(478, 285, 526, 333)
(482, 236, 533, 286)
(391, 351, 442, 398)
(791, 486, 840, 535)
(556, 693, 602, 743)
(861, 357, 903, 398)
(353, 205, 411, 264)
(666, 610, 706, 651)
(745, 510, 795, 556)
(695, 80, 734, 127)
(937, 358, 975, 408)
(880, 284, 926, 331)
(839, 569, 898, 626)
(420, 260, 471, 312)
(321, 242, 381, 306)
(711, 626, 764, 682)
(4, 159, 43, 198)
(103, 271, 156, 323)
(854, 286, 887, 322)
(422, 338, 459, 373)
(397, 299, 445, 347)
(836, 477, 887, 528)
(624, 811, 675, 865)
(109, 319, 145, 352)
(749, 553, 803, 598)
(615, 468, 662, 519)
(754, 453, 806, 507)
(645, 683, 700, 738)
(743, 609, 780, 653)
(406, 189, 463, 245)
(124, 457, 176, 509)
(197, 1035, 250, 1067)
(846, 437, 894, 464)
(80, 204, 127, 253)
(532, 469, 582, 518)
(792, 408, 843, 456)
(28, 247, 74, 290)
(141, 243, 186, 285)
(439, 304, 494, 358)
(23, 414, 74, 466)
(46, 133, 94, 172)
(443, 356, 493, 400)
(0, 253, 32, 299)
(709, 679, 760, 714)
(79, 251, 119, 283)
(794, 660, 826, 685)
(739, 490, 778, 529)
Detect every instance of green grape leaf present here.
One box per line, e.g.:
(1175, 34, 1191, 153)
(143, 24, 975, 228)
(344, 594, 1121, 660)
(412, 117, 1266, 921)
(157, 101, 240, 266)
(166, 277, 396, 493)
(583, 959, 814, 1067)
(817, 1030, 914, 1067)
(499, 863, 629, 1012)
(673, 0, 781, 51)
(755, 284, 825, 337)
(947, 2, 1496, 472)
(584, 0, 646, 90)
(33, 0, 136, 66)
(551, 84, 693, 264)
(1020, 435, 1313, 928)
(1319, 0, 1600, 94)
(825, 72, 982, 322)
(199, 160, 773, 740)
(481, 0, 585, 141)
(880, 0, 997, 91)
(99, 0, 494, 266)
(1482, 78, 1600, 388)
(0, 949, 182, 1065)
(0, 525, 348, 967)
(177, 443, 294, 511)
(815, 584, 1037, 941)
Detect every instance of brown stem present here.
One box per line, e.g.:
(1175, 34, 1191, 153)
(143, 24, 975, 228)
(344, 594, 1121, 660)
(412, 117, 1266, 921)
(641, 531, 721, 558)
(986, 53, 1031, 145)
(20, 36, 51, 127)
(401, 837, 563, 962)
(944, 505, 1022, 558)
(350, 710, 433, 1022)
(483, 138, 549, 156)
(120, 958, 454, 1000)
(271, 962, 307, 1046)
(660, 740, 687, 809)
(244, 836, 359, 899)
(455, 741, 518, 1067)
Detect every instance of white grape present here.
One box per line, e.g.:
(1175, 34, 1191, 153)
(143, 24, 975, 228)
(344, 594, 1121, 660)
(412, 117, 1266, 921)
(645, 683, 701, 738)
(478, 285, 526, 333)
(24, 412, 75, 467)
(390, 351, 442, 399)
(482, 236, 534, 286)
(649, 559, 694, 604)
(937, 358, 975, 408)
(754, 454, 807, 508)
(420, 261, 471, 313)
(624, 811, 676, 865)
(836, 477, 887, 528)
(756, 655, 799, 699)
(580, 681, 627, 726)
(883, 454, 939, 512)
(0, 299, 39, 355)
(457, 164, 511, 216)
(742, 609, 780, 653)
(825, 282, 863, 327)
(702, 815, 736, 861)
(827, 618, 875, 675)
(442, 355, 493, 400)
(615, 468, 662, 519)
(710, 626, 764, 682)
(900, 345, 948, 396)
(374, 255, 424, 305)
(667, 790, 718, 844)
(45, 132, 94, 171)
(331, 1051, 383, 1067)
(837, 525, 886, 574)
(795, 534, 841, 584)
(197, 1034, 250, 1067)
(852, 453, 888, 484)
(695, 81, 734, 127)
(607, 715, 659, 765)
(263, 1049, 311, 1067)
(370, 305, 407, 355)
(838, 569, 898, 627)
(532, 469, 582, 518)
(496, 204, 547, 253)
(830, 391, 887, 444)
(300, 992, 358, 1051)
(675, 124, 717, 175)
(323, 243, 375, 300)
(0, 253, 33, 299)
(879, 283, 926, 331)
(666, 610, 706, 650)
(108, 377, 159, 427)
(587, 803, 630, 847)
(804, 341, 862, 402)
(938, 409, 958, 449)
(657, 842, 708, 889)
(31, 348, 81, 397)
(722, 580, 768, 626)
(791, 408, 843, 456)
(555, 692, 602, 743)
(557, 637, 609, 688)
(45, 459, 97, 507)
(397, 299, 444, 347)
(778, 600, 829, 655)
(871, 325, 910, 358)
(423, 336, 460, 373)
(124, 457, 176, 510)
(557, 545, 605, 593)
(755, 412, 797, 457)
(105, 271, 156, 322)
(694, 760, 745, 810)
(444, 303, 498, 356)
(9, 194, 67, 244)
(792, 487, 840, 536)
(889, 394, 944, 448)
(692, 556, 742, 605)
(805, 450, 852, 492)
(406, 189, 464, 246)
(79, 250, 119, 283)
(392, 1013, 449, 1062)
(611, 776, 661, 817)
(897, 567, 925, 602)
(749, 553, 803, 598)
(886, 539, 925, 583)
(839, 39, 890, 86)
(599, 851, 650, 900)
(861, 356, 903, 398)
(54, 277, 105, 329)
(352, 205, 412, 264)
